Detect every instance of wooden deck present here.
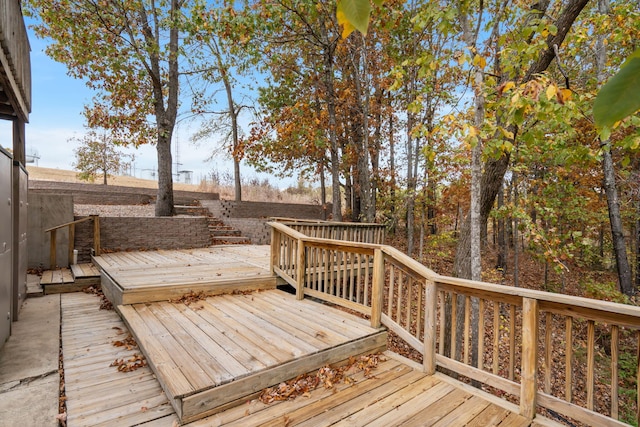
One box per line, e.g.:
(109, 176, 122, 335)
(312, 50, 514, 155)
(61, 292, 539, 427)
(41, 263, 101, 294)
(119, 290, 387, 423)
(94, 245, 277, 305)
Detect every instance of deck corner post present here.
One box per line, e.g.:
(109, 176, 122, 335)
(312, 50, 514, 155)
(370, 248, 384, 329)
(270, 226, 280, 274)
(520, 297, 539, 419)
(92, 215, 101, 256)
(295, 238, 305, 300)
(68, 223, 75, 264)
(423, 279, 437, 375)
(49, 228, 57, 268)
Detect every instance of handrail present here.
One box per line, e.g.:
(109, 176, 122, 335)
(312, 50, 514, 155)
(269, 221, 640, 426)
(45, 215, 101, 268)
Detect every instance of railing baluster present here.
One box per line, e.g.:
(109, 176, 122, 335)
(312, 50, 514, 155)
(611, 325, 619, 420)
(587, 320, 595, 411)
(416, 281, 424, 340)
(565, 316, 573, 402)
(438, 290, 445, 355)
(451, 292, 457, 360)
(493, 301, 499, 375)
(405, 277, 412, 333)
(363, 254, 370, 305)
(388, 266, 395, 318)
(464, 295, 471, 365)
(356, 253, 362, 304)
(349, 252, 356, 301)
(396, 270, 404, 324)
(545, 312, 552, 394)
(478, 298, 484, 369)
(509, 304, 516, 381)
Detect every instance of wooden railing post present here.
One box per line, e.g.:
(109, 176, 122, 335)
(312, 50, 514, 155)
(423, 279, 438, 375)
(370, 248, 384, 329)
(92, 215, 100, 256)
(520, 297, 539, 419)
(270, 227, 280, 274)
(49, 228, 57, 268)
(295, 239, 306, 300)
(68, 223, 75, 264)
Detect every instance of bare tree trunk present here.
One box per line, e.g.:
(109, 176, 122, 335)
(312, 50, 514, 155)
(596, 0, 632, 295)
(513, 169, 519, 287)
(453, 0, 589, 277)
(497, 183, 506, 271)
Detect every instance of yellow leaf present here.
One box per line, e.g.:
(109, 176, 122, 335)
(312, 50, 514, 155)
(468, 126, 478, 137)
(503, 81, 515, 92)
(560, 88, 572, 102)
(458, 55, 466, 65)
(546, 84, 557, 101)
(337, 7, 356, 38)
(473, 54, 486, 69)
(429, 61, 437, 70)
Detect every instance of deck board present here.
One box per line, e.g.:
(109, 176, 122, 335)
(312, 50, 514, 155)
(61, 291, 552, 427)
(61, 293, 173, 427)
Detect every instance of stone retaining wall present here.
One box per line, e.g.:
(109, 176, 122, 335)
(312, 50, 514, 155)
(74, 216, 211, 263)
(201, 200, 331, 245)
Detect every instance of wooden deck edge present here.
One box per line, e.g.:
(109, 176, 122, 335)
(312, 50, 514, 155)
(43, 282, 97, 295)
(119, 277, 278, 305)
(101, 270, 124, 307)
(178, 330, 388, 424)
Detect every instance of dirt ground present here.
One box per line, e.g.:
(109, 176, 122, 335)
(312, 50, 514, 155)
(27, 166, 207, 193)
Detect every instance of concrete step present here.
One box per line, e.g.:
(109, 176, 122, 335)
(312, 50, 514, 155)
(210, 229, 242, 237)
(211, 236, 251, 245)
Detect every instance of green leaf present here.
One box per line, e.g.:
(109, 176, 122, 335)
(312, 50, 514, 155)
(594, 49, 640, 131)
(336, 0, 371, 36)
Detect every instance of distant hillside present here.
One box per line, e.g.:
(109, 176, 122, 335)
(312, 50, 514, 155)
(27, 166, 207, 193)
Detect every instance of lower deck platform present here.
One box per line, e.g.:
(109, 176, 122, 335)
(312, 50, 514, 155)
(62, 292, 539, 427)
(94, 245, 277, 305)
(119, 289, 387, 423)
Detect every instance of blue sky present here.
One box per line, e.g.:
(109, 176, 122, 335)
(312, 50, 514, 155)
(0, 24, 286, 188)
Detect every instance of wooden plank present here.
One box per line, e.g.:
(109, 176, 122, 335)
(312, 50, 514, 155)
(465, 404, 510, 427)
(118, 304, 195, 401)
(330, 377, 451, 427)
(368, 386, 469, 427)
(223, 293, 340, 348)
(148, 302, 233, 386)
(520, 297, 539, 419)
(430, 395, 491, 427)
(287, 370, 435, 427)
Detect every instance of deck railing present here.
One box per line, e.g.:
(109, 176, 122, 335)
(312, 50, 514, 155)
(269, 221, 640, 427)
(45, 215, 100, 268)
(270, 217, 385, 244)
(0, 0, 31, 119)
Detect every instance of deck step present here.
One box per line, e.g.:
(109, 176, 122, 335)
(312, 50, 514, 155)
(118, 290, 387, 424)
(41, 263, 101, 294)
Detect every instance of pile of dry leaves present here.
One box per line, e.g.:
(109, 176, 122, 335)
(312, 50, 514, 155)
(259, 353, 384, 404)
(110, 330, 147, 372)
(169, 290, 209, 307)
(82, 286, 113, 310)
